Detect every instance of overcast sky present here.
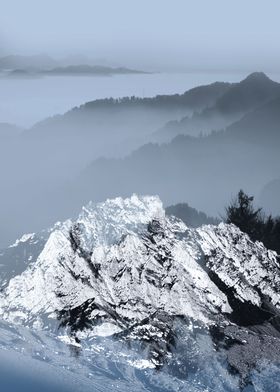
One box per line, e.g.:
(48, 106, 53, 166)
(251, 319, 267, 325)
(1, 0, 280, 71)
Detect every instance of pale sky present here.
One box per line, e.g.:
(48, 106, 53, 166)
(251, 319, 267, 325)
(1, 0, 280, 71)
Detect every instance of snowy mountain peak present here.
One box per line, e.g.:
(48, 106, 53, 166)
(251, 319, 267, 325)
(8, 233, 36, 248)
(0, 195, 279, 350)
(74, 194, 165, 250)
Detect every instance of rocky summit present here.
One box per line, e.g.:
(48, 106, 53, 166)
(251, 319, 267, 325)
(0, 195, 279, 386)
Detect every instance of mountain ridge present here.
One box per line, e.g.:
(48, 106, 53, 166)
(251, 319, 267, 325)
(0, 72, 279, 248)
(154, 72, 280, 142)
(0, 194, 279, 383)
(73, 90, 280, 216)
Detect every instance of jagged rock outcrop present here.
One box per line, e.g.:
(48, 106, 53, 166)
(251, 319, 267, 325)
(0, 195, 279, 329)
(0, 195, 279, 383)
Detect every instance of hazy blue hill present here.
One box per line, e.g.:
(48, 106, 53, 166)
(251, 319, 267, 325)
(214, 72, 280, 113)
(18, 80, 232, 176)
(0, 53, 149, 76)
(166, 203, 220, 227)
(25, 79, 231, 136)
(259, 178, 280, 216)
(80, 81, 231, 110)
(1, 73, 279, 246)
(22, 80, 231, 145)
(72, 95, 280, 217)
(155, 72, 280, 142)
(5, 93, 276, 246)
(224, 95, 280, 143)
(44, 64, 148, 76)
(0, 82, 233, 245)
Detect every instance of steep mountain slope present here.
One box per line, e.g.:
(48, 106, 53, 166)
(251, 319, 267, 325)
(224, 95, 280, 143)
(0, 195, 279, 387)
(2, 81, 231, 187)
(25, 80, 231, 136)
(0, 79, 231, 247)
(75, 93, 280, 217)
(155, 72, 280, 142)
(22, 80, 231, 155)
(0, 195, 231, 328)
(166, 203, 220, 227)
(215, 72, 280, 113)
(0, 221, 66, 290)
(4, 87, 274, 247)
(0, 73, 279, 248)
(0, 234, 45, 290)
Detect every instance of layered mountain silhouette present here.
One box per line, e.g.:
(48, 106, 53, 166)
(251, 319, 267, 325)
(16, 80, 232, 178)
(0, 72, 279, 246)
(224, 95, 280, 143)
(166, 203, 220, 227)
(43, 65, 148, 76)
(0, 54, 150, 79)
(70, 83, 280, 217)
(214, 72, 280, 113)
(154, 72, 280, 142)
(0, 77, 232, 246)
(5, 65, 149, 79)
(24, 79, 230, 140)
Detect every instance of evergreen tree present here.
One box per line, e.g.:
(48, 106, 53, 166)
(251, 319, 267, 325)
(225, 190, 280, 254)
(225, 190, 263, 241)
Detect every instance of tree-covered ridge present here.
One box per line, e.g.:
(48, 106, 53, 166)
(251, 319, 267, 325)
(166, 203, 220, 228)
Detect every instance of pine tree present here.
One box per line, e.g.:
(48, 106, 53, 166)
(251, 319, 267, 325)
(225, 190, 280, 255)
(225, 190, 263, 241)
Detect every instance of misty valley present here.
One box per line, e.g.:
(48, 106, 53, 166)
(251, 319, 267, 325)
(1, 49, 280, 392)
(1, 70, 280, 247)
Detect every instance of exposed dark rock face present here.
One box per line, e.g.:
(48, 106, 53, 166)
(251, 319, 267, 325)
(0, 195, 279, 388)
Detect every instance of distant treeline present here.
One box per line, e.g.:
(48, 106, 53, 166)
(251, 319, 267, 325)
(166, 203, 220, 228)
(80, 81, 230, 111)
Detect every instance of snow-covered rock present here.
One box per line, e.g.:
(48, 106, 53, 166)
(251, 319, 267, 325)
(196, 223, 280, 309)
(0, 195, 279, 338)
(0, 220, 70, 291)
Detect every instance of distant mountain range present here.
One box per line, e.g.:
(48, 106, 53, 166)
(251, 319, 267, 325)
(69, 73, 280, 216)
(5, 65, 148, 78)
(166, 203, 220, 227)
(22, 80, 230, 158)
(224, 95, 280, 144)
(43, 65, 149, 76)
(0, 71, 279, 246)
(0, 54, 149, 77)
(0, 77, 231, 245)
(154, 72, 280, 141)
(0, 63, 279, 392)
